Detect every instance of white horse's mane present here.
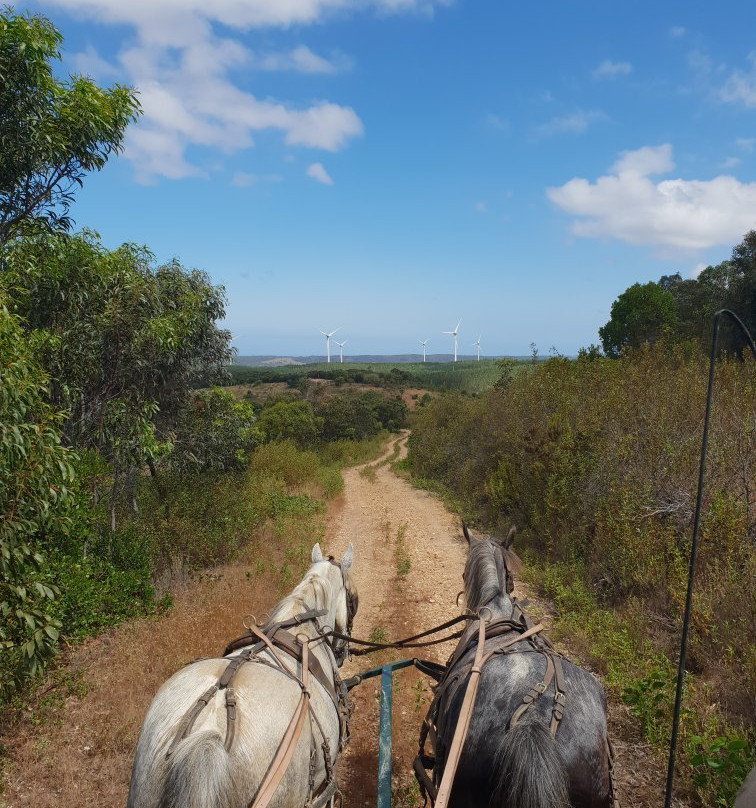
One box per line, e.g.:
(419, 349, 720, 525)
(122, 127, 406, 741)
(264, 563, 337, 627)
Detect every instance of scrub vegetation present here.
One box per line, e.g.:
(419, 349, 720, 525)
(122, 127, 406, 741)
(407, 345, 754, 805)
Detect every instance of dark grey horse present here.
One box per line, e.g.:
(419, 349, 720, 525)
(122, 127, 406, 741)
(422, 525, 613, 808)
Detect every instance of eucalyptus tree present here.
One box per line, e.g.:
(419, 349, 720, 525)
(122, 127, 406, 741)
(2, 231, 233, 527)
(0, 303, 75, 696)
(0, 9, 139, 246)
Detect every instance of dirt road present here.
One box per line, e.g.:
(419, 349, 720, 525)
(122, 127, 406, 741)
(1, 432, 671, 807)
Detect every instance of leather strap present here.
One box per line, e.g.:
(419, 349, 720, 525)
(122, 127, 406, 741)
(271, 628, 338, 704)
(223, 609, 328, 656)
(165, 683, 219, 758)
(250, 640, 311, 808)
(434, 617, 488, 808)
(509, 654, 555, 729)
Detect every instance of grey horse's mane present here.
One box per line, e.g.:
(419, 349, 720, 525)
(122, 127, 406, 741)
(464, 538, 504, 611)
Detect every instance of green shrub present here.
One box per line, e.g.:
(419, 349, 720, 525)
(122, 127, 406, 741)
(257, 400, 320, 447)
(0, 305, 75, 697)
(408, 344, 755, 804)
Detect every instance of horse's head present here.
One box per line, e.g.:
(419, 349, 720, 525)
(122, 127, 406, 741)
(461, 522, 520, 612)
(311, 542, 358, 666)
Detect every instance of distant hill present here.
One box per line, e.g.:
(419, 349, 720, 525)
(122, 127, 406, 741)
(234, 354, 532, 366)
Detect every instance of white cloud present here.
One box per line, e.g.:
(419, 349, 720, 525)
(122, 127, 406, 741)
(736, 137, 755, 152)
(720, 52, 756, 108)
(690, 262, 707, 278)
(612, 143, 674, 175)
(593, 60, 632, 79)
(534, 109, 606, 137)
(257, 46, 350, 74)
(306, 162, 334, 185)
(670, 26, 686, 38)
(720, 156, 741, 170)
(70, 43, 118, 78)
(475, 202, 487, 213)
(547, 144, 756, 251)
(46, 1, 449, 32)
(46, 0, 448, 180)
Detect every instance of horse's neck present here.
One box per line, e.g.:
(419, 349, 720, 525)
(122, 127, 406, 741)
(485, 593, 515, 621)
(269, 570, 337, 642)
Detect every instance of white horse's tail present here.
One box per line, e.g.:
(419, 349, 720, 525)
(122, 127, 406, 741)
(158, 730, 237, 808)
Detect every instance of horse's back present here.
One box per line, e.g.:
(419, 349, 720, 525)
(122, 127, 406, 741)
(444, 652, 611, 808)
(129, 654, 337, 808)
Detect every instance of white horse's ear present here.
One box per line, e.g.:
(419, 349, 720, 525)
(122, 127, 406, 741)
(341, 543, 353, 572)
(311, 543, 324, 563)
(503, 525, 516, 550)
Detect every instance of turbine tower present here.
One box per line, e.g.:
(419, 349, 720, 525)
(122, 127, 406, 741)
(442, 320, 461, 362)
(320, 328, 339, 363)
(335, 339, 347, 363)
(419, 339, 429, 363)
(473, 335, 481, 361)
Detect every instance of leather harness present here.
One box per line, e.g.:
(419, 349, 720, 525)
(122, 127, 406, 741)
(165, 563, 355, 808)
(414, 599, 567, 808)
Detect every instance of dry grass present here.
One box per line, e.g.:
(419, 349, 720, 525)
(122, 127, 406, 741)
(0, 528, 314, 808)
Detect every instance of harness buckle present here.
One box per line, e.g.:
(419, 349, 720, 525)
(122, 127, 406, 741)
(226, 687, 237, 721)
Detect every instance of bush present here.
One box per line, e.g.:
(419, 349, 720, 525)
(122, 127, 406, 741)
(408, 343, 755, 804)
(257, 400, 320, 447)
(169, 387, 260, 473)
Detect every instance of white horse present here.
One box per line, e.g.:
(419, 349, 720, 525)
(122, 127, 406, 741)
(127, 543, 357, 808)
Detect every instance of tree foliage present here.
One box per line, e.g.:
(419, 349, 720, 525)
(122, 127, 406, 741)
(0, 303, 74, 695)
(599, 281, 678, 357)
(169, 388, 260, 473)
(1, 229, 233, 521)
(257, 400, 321, 447)
(0, 10, 139, 245)
(599, 231, 756, 357)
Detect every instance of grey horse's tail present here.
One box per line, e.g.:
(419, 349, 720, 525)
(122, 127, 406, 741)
(158, 730, 237, 808)
(489, 721, 569, 808)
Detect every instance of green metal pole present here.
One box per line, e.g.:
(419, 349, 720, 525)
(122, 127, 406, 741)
(377, 666, 393, 808)
(375, 659, 416, 808)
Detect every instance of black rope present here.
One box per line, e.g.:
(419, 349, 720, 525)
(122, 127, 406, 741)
(663, 310, 755, 808)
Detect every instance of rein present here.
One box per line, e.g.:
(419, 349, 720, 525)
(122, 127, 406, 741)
(326, 613, 476, 656)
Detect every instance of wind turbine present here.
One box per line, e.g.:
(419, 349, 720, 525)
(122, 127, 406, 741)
(320, 328, 339, 363)
(473, 335, 481, 361)
(442, 320, 461, 362)
(419, 339, 429, 363)
(335, 339, 347, 363)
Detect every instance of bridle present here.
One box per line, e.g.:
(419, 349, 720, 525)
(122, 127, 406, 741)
(325, 555, 358, 666)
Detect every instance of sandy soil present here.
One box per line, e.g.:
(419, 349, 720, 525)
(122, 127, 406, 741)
(0, 432, 681, 807)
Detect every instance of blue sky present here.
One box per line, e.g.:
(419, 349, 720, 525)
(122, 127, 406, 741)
(19, 1, 756, 356)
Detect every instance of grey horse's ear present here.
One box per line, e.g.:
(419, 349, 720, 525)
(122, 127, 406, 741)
(312, 543, 324, 563)
(502, 525, 516, 550)
(462, 521, 474, 544)
(341, 543, 354, 572)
